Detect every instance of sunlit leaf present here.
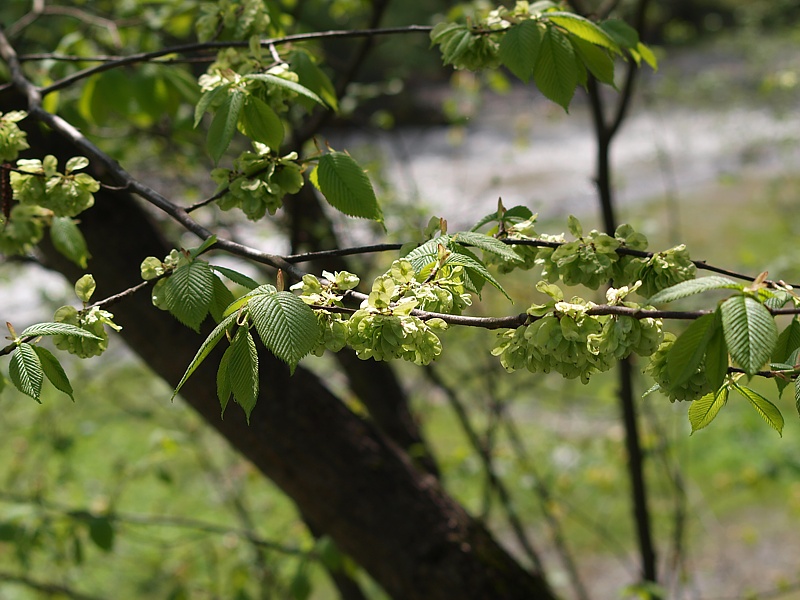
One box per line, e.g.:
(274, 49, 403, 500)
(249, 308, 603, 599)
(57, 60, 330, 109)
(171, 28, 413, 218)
(533, 25, 578, 111)
(32, 345, 74, 401)
(688, 386, 727, 433)
(249, 291, 319, 374)
(171, 312, 238, 400)
(735, 383, 784, 436)
(9, 343, 43, 402)
(720, 295, 778, 376)
(312, 152, 382, 222)
(164, 260, 214, 331)
(666, 312, 717, 386)
(227, 327, 259, 423)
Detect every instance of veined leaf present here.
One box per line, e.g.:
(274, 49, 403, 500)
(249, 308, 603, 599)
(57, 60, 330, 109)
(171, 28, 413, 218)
(171, 312, 238, 400)
(570, 35, 616, 87)
(9, 343, 43, 402)
(533, 25, 578, 111)
(227, 327, 259, 423)
(32, 345, 74, 401)
(666, 312, 718, 386)
(249, 291, 319, 374)
(795, 377, 800, 418)
(217, 348, 232, 418)
(451, 231, 522, 263)
(222, 283, 277, 318)
(404, 236, 451, 275)
(289, 50, 338, 110)
(720, 295, 778, 376)
(445, 247, 511, 301)
(704, 320, 729, 391)
(209, 275, 235, 323)
(74, 274, 96, 304)
(546, 12, 620, 53)
(499, 20, 543, 83)
(647, 276, 740, 304)
(470, 205, 534, 232)
(688, 386, 728, 434)
(207, 88, 245, 164)
(50, 217, 90, 268)
(241, 95, 284, 150)
(773, 317, 800, 363)
(212, 265, 260, 290)
(164, 260, 215, 332)
(243, 73, 324, 106)
(312, 152, 383, 222)
(19, 322, 101, 339)
(735, 384, 784, 436)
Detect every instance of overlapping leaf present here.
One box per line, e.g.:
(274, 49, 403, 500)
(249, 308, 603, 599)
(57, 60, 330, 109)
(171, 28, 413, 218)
(32, 345, 74, 401)
(249, 291, 319, 374)
(311, 152, 382, 222)
(499, 20, 542, 83)
(226, 327, 259, 423)
(647, 276, 740, 304)
(19, 322, 102, 339)
(688, 386, 728, 433)
(533, 26, 578, 111)
(171, 312, 238, 400)
(720, 295, 777, 375)
(164, 260, 215, 331)
(666, 312, 718, 386)
(207, 89, 245, 163)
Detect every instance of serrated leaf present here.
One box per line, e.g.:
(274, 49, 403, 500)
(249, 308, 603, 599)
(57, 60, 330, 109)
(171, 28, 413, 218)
(647, 276, 741, 304)
(50, 217, 90, 268)
(445, 247, 511, 301)
(222, 283, 277, 318)
(207, 89, 245, 163)
(666, 312, 717, 386)
(570, 35, 616, 86)
(19, 322, 102, 339)
(289, 50, 338, 111)
(212, 265, 260, 290)
(313, 152, 382, 222)
(227, 327, 259, 423)
(773, 317, 800, 363)
(241, 95, 284, 150)
(720, 295, 778, 376)
(32, 345, 74, 401)
(404, 236, 452, 274)
(600, 19, 639, 50)
(164, 260, 215, 332)
(209, 275, 235, 323)
(735, 384, 784, 436)
(217, 348, 232, 418)
(547, 12, 620, 53)
(795, 377, 800, 417)
(704, 320, 729, 391)
(499, 20, 542, 83)
(249, 291, 319, 374)
(243, 73, 325, 106)
(451, 231, 522, 263)
(688, 387, 728, 433)
(533, 25, 578, 111)
(74, 274, 96, 303)
(9, 343, 43, 402)
(171, 312, 238, 400)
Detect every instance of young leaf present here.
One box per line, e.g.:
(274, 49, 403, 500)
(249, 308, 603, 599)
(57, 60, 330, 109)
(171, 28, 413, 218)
(74, 274, 96, 303)
(570, 36, 616, 87)
(599, 19, 639, 50)
(546, 12, 620, 53)
(636, 42, 658, 70)
(704, 322, 729, 391)
(445, 247, 511, 301)
(735, 384, 784, 436)
(50, 217, 90, 268)
(209, 275, 235, 323)
(688, 386, 728, 434)
(241, 96, 284, 150)
(470, 205, 534, 232)
(32, 345, 74, 401)
(773, 317, 800, 364)
(312, 152, 383, 222)
(189, 234, 218, 260)
(451, 231, 522, 263)
(533, 25, 578, 111)
(249, 291, 320, 374)
(194, 83, 231, 128)
(212, 265, 260, 290)
(720, 295, 778, 376)
(164, 260, 215, 332)
(207, 89, 245, 163)
(404, 236, 452, 274)
(171, 312, 238, 400)
(567, 215, 583, 237)
(19, 322, 102, 339)
(289, 51, 338, 110)
(666, 312, 717, 386)
(217, 348, 232, 417)
(243, 73, 325, 106)
(9, 343, 44, 402)
(647, 276, 740, 304)
(498, 20, 542, 83)
(227, 327, 259, 423)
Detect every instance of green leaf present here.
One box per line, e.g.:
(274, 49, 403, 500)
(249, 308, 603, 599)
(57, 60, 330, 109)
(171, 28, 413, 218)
(570, 35, 616, 86)
(533, 25, 578, 111)
(50, 217, 90, 268)
(20, 322, 102, 339)
(216, 347, 232, 418)
(171, 312, 238, 400)
(209, 275, 235, 323)
(451, 231, 522, 263)
(164, 260, 215, 332)
(546, 12, 620, 53)
(720, 295, 778, 376)
(207, 89, 245, 164)
(243, 73, 325, 106)
(312, 152, 383, 222)
(189, 235, 218, 260)
(212, 265, 260, 290)
(773, 317, 800, 363)
(704, 320, 729, 391)
(445, 247, 511, 301)
(289, 51, 338, 110)
(636, 41, 658, 70)
(241, 95, 284, 150)
(735, 383, 784, 436)
(227, 327, 259, 423)
(600, 19, 639, 50)
(688, 386, 728, 433)
(31, 345, 74, 401)
(470, 205, 534, 232)
(194, 84, 231, 128)
(666, 312, 717, 386)
(647, 276, 740, 304)
(9, 343, 43, 402)
(249, 291, 319, 374)
(567, 215, 583, 237)
(795, 377, 800, 418)
(404, 236, 451, 274)
(74, 274, 96, 303)
(499, 20, 543, 83)
(87, 516, 114, 552)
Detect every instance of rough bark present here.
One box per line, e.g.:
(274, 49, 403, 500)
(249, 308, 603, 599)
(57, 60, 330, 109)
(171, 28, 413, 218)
(9, 103, 556, 599)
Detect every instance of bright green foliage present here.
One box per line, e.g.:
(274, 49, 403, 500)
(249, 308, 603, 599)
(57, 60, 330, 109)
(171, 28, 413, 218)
(223, 327, 259, 422)
(620, 244, 697, 298)
(31, 345, 74, 401)
(50, 217, 90, 268)
(163, 260, 216, 332)
(645, 334, 712, 403)
(735, 383, 784, 436)
(196, 0, 274, 43)
(688, 386, 728, 433)
(10, 155, 100, 218)
(52, 305, 121, 359)
(9, 343, 44, 402)
(666, 312, 719, 387)
(75, 274, 97, 304)
(311, 152, 383, 223)
(0, 205, 48, 255)
(210, 145, 304, 220)
(346, 311, 447, 365)
(647, 275, 740, 304)
(720, 295, 778, 376)
(0, 110, 29, 161)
